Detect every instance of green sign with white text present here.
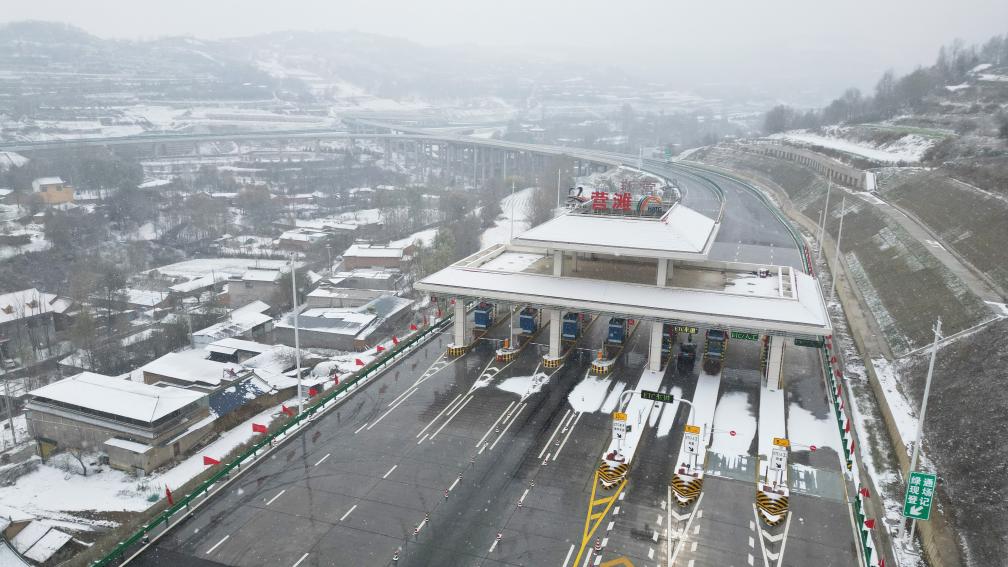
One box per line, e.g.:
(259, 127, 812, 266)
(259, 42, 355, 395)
(641, 390, 675, 404)
(902, 470, 936, 521)
(731, 331, 759, 341)
(794, 337, 824, 348)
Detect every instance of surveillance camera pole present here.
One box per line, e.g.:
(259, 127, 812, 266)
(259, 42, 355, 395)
(906, 318, 941, 548)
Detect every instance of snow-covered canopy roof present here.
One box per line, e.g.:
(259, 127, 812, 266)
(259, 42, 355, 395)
(140, 352, 241, 386)
(416, 248, 830, 336)
(29, 372, 205, 423)
(513, 204, 718, 260)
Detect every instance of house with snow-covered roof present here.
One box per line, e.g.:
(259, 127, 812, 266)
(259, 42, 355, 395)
(24, 372, 211, 473)
(190, 300, 274, 348)
(30, 176, 74, 205)
(0, 288, 74, 364)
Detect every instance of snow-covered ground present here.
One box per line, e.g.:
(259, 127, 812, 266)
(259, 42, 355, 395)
(480, 187, 535, 247)
(786, 403, 842, 452)
(769, 129, 936, 164)
(390, 227, 438, 248)
(567, 371, 627, 414)
(871, 357, 917, 451)
(0, 402, 288, 525)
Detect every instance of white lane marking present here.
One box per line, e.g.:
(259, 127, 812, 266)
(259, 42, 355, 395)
(367, 388, 418, 430)
(562, 543, 575, 567)
(691, 540, 697, 551)
(552, 411, 582, 461)
(775, 511, 793, 567)
(607, 521, 614, 531)
(519, 488, 530, 506)
(387, 386, 418, 409)
(314, 453, 330, 467)
(751, 504, 772, 567)
(383, 464, 398, 479)
(449, 475, 462, 492)
(657, 514, 663, 526)
(265, 489, 286, 506)
(292, 552, 309, 567)
(749, 536, 755, 548)
(748, 554, 755, 566)
(601, 537, 608, 547)
(653, 530, 659, 542)
(354, 423, 369, 435)
(416, 392, 464, 438)
(477, 400, 517, 448)
(538, 408, 571, 458)
(489, 536, 500, 554)
(670, 493, 705, 566)
(430, 395, 475, 440)
(688, 560, 695, 567)
(693, 524, 700, 535)
(648, 547, 654, 559)
(206, 535, 229, 555)
(340, 504, 357, 521)
(488, 402, 526, 451)
(762, 529, 784, 543)
(417, 433, 429, 445)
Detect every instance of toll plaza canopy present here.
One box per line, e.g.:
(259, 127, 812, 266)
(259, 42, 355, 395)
(416, 204, 831, 337)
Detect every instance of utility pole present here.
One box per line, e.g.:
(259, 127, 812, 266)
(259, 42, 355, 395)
(509, 180, 516, 242)
(829, 195, 847, 302)
(326, 244, 333, 274)
(907, 318, 941, 547)
(817, 180, 833, 260)
(556, 166, 562, 211)
(2, 370, 15, 448)
(291, 256, 304, 415)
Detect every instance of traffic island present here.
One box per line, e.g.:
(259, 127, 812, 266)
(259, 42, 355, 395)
(446, 343, 468, 357)
(590, 357, 615, 375)
(542, 353, 566, 368)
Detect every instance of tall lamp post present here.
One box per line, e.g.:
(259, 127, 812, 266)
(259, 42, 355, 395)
(290, 255, 303, 414)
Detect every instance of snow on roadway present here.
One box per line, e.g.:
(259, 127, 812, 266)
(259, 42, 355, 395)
(567, 372, 627, 413)
(480, 187, 535, 247)
(655, 386, 684, 437)
(709, 391, 757, 455)
(497, 372, 550, 400)
(871, 357, 918, 449)
(787, 403, 841, 452)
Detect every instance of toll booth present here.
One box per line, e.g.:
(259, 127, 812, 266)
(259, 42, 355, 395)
(661, 323, 678, 355)
(473, 301, 495, 330)
(607, 318, 628, 345)
(702, 329, 728, 374)
(562, 312, 582, 340)
(519, 307, 540, 335)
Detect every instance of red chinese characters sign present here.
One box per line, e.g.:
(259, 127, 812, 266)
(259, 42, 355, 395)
(591, 190, 609, 211)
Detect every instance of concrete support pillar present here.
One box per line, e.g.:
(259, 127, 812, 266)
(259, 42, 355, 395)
(766, 335, 786, 391)
(549, 309, 562, 359)
(553, 250, 564, 276)
(453, 300, 467, 346)
(657, 258, 669, 287)
(572, 252, 578, 273)
(648, 320, 663, 372)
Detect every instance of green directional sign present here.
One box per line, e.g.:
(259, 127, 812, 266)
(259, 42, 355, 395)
(731, 331, 759, 341)
(902, 470, 936, 521)
(794, 337, 824, 348)
(671, 325, 698, 335)
(641, 390, 675, 404)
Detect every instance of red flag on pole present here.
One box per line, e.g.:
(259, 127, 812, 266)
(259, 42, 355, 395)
(281, 404, 294, 416)
(436, 309, 442, 318)
(203, 455, 220, 466)
(392, 336, 399, 345)
(376, 345, 385, 353)
(332, 374, 340, 384)
(252, 423, 267, 434)
(308, 387, 318, 397)
(411, 323, 418, 331)
(165, 485, 174, 506)
(355, 358, 365, 366)
(864, 518, 876, 529)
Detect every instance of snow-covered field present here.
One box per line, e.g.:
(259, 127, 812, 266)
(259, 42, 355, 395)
(769, 129, 936, 164)
(480, 187, 535, 247)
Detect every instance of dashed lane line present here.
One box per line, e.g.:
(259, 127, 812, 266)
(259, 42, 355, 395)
(313, 453, 330, 467)
(383, 464, 398, 479)
(540, 409, 572, 459)
(265, 489, 286, 506)
(488, 402, 527, 452)
(340, 504, 357, 521)
(291, 552, 309, 567)
(205, 535, 229, 555)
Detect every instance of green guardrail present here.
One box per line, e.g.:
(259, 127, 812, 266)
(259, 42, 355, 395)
(91, 315, 454, 567)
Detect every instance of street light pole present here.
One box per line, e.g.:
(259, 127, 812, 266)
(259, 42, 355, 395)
(290, 256, 303, 415)
(907, 318, 942, 547)
(509, 180, 516, 242)
(817, 180, 833, 260)
(829, 195, 847, 302)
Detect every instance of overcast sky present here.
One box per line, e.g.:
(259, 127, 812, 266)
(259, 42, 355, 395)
(3, 0, 1007, 102)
